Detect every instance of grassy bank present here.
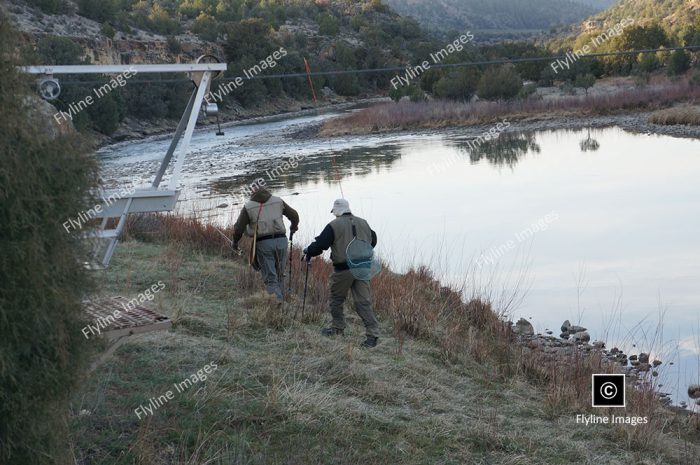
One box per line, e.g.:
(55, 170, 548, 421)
(68, 216, 700, 464)
(649, 104, 700, 126)
(321, 81, 700, 136)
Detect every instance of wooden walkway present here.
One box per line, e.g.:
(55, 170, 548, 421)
(84, 296, 172, 368)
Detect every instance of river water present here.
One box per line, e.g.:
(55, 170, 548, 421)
(99, 107, 700, 407)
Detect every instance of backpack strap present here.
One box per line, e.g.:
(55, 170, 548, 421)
(350, 217, 357, 238)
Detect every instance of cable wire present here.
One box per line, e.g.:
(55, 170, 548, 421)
(54, 44, 700, 86)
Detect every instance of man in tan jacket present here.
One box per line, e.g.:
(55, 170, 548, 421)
(233, 188, 299, 301)
(303, 199, 380, 348)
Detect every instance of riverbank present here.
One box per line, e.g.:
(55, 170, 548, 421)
(292, 110, 700, 143)
(68, 215, 700, 464)
(317, 81, 700, 140)
(92, 95, 387, 148)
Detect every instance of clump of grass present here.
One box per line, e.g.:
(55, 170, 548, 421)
(125, 213, 244, 258)
(321, 82, 700, 136)
(649, 104, 700, 125)
(244, 292, 293, 330)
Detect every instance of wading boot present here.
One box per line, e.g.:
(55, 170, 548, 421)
(360, 336, 378, 348)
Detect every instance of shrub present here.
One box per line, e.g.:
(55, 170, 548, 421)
(331, 73, 360, 96)
(690, 70, 700, 87)
(36, 35, 86, 65)
(101, 22, 116, 39)
(88, 94, 120, 135)
(317, 12, 340, 36)
(77, 0, 117, 23)
(224, 19, 273, 63)
(433, 69, 480, 101)
(0, 12, 98, 464)
(192, 12, 219, 42)
(27, 0, 68, 14)
(574, 73, 596, 95)
(477, 66, 523, 100)
(406, 84, 426, 102)
(518, 82, 537, 99)
(668, 49, 691, 76)
(389, 85, 403, 102)
(148, 2, 180, 35)
(636, 53, 661, 73)
(634, 72, 651, 87)
(167, 35, 182, 54)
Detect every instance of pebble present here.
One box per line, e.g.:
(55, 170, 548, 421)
(688, 384, 700, 399)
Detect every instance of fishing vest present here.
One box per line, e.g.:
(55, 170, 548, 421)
(329, 214, 372, 265)
(244, 196, 286, 238)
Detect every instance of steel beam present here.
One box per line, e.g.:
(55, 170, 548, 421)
(152, 89, 197, 188)
(168, 72, 211, 190)
(20, 64, 227, 75)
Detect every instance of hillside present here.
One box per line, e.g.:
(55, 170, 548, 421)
(588, 0, 700, 32)
(383, 0, 613, 36)
(5, 0, 438, 138)
(583, 0, 617, 8)
(69, 236, 700, 464)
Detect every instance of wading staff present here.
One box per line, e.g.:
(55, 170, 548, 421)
(297, 255, 311, 320)
(287, 231, 294, 297)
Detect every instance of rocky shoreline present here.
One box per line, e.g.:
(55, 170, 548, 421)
(510, 317, 697, 410)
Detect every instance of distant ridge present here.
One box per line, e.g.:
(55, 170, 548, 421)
(383, 0, 616, 35)
(586, 0, 700, 32)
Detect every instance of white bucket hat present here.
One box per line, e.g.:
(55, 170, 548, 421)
(330, 198, 351, 216)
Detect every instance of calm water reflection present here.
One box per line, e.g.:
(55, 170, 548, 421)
(101, 116, 700, 407)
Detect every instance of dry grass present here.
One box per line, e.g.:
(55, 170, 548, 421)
(107, 214, 700, 462)
(649, 104, 700, 126)
(321, 82, 700, 136)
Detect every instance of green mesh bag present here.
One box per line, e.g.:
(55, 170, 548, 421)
(346, 220, 381, 281)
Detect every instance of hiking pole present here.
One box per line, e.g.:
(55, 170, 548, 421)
(287, 231, 294, 297)
(300, 256, 311, 320)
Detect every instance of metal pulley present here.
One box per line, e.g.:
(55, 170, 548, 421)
(38, 77, 60, 100)
(189, 55, 222, 93)
(203, 103, 218, 116)
(201, 101, 224, 136)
